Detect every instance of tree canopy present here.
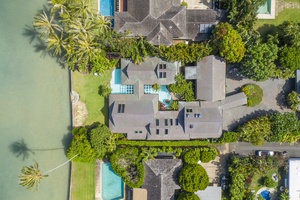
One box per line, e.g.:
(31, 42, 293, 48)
(178, 192, 200, 200)
(179, 164, 209, 192)
(210, 23, 245, 63)
(240, 36, 280, 81)
(67, 127, 96, 162)
(169, 73, 194, 101)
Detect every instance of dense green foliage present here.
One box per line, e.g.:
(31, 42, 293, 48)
(219, 132, 238, 143)
(270, 112, 300, 144)
(278, 21, 300, 48)
(210, 22, 245, 63)
(287, 91, 300, 111)
(227, 0, 266, 31)
(178, 192, 200, 200)
(279, 46, 300, 76)
(241, 84, 263, 106)
(240, 37, 280, 81)
(228, 155, 284, 200)
(160, 43, 212, 66)
(183, 149, 201, 164)
(263, 176, 276, 188)
(89, 123, 116, 159)
(34, 0, 117, 73)
(110, 147, 145, 188)
(116, 139, 210, 147)
(200, 149, 217, 163)
(237, 112, 300, 145)
(67, 124, 118, 162)
(170, 100, 179, 110)
(169, 74, 195, 101)
(67, 127, 96, 162)
(238, 115, 272, 146)
(179, 164, 209, 192)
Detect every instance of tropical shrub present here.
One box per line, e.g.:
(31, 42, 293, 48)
(89, 123, 116, 159)
(179, 164, 209, 192)
(170, 100, 179, 110)
(279, 46, 300, 78)
(219, 132, 238, 143)
(287, 91, 300, 111)
(169, 74, 194, 101)
(178, 192, 200, 200)
(67, 127, 96, 162)
(270, 112, 300, 144)
(238, 115, 272, 146)
(210, 22, 245, 63)
(183, 149, 200, 164)
(98, 84, 112, 97)
(152, 83, 161, 92)
(240, 36, 281, 81)
(241, 84, 263, 107)
(263, 176, 276, 188)
(159, 43, 212, 66)
(181, 1, 188, 8)
(278, 21, 300, 48)
(110, 147, 144, 188)
(200, 149, 217, 163)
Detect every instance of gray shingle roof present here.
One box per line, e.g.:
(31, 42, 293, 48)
(185, 55, 226, 102)
(143, 159, 182, 200)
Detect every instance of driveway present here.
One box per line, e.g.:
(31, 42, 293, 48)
(223, 67, 294, 131)
(230, 142, 300, 157)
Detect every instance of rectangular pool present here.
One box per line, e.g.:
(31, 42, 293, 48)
(257, 0, 270, 14)
(99, 0, 114, 16)
(101, 162, 124, 200)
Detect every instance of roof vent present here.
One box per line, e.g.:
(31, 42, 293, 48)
(169, 25, 173, 29)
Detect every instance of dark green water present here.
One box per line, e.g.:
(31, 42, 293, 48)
(0, 0, 71, 199)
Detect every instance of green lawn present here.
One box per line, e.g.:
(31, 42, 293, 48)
(71, 69, 113, 200)
(248, 168, 278, 192)
(71, 162, 96, 200)
(72, 69, 112, 125)
(255, 8, 300, 38)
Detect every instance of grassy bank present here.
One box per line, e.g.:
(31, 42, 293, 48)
(71, 69, 112, 200)
(255, 9, 300, 37)
(71, 162, 96, 200)
(72, 69, 112, 125)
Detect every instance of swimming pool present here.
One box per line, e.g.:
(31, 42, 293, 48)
(144, 85, 172, 107)
(110, 69, 134, 94)
(101, 163, 124, 200)
(257, 0, 271, 14)
(99, 0, 114, 16)
(260, 190, 271, 200)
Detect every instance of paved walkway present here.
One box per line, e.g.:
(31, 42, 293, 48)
(223, 68, 293, 131)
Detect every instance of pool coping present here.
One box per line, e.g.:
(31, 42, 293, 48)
(95, 160, 125, 200)
(256, 187, 276, 200)
(257, 0, 276, 19)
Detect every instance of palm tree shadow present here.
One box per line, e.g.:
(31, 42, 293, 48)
(9, 138, 35, 161)
(9, 138, 65, 160)
(22, 25, 39, 44)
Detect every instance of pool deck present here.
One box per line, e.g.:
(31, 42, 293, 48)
(95, 160, 102, 200)
(257, 0, 276, 19)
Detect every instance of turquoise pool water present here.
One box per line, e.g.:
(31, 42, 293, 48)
(100, 0, 114, 16)
(144, 85, 172, 107)
(110, 69, 134, 94)
(260, 190, 271, 200)
(101, 163, 124, 200)
(0, 0, 71, 199)
(258, 0, 271, 14)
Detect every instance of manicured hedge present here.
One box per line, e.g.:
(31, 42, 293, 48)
(116, 140, 211, 147)
(178, 192, 200, 200)
(241, 84, 263, 106)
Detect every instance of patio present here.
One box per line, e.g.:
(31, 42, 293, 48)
(182, 0, 213, 9)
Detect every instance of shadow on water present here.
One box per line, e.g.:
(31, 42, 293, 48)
(9, 130, 72, 160)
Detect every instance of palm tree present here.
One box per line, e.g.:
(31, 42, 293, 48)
(33, 11, 62, 37)
(19, 154, 78, 191)
(48, 0, 68, 15)
(47, 32, 66, 56)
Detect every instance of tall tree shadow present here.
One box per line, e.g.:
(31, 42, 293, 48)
(9, 138, 64, 161)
